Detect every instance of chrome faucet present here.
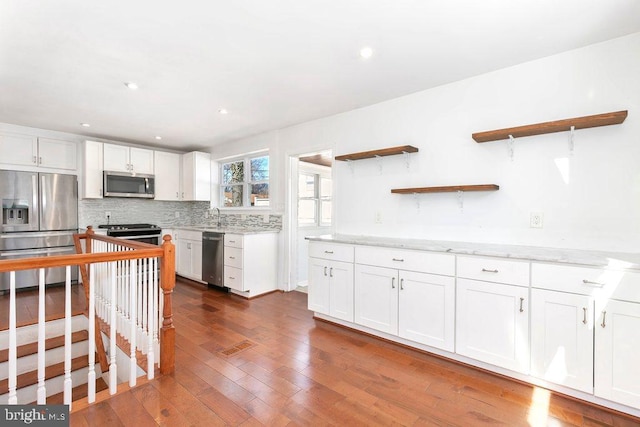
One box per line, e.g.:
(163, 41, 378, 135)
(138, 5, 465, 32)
(214, 207, 221, 228)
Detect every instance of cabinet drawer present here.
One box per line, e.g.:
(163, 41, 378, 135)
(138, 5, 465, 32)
(175, 229, 202, 241)
(457, 255, 529, 287)
(355, 245, 454, 276)
(224, 266, 243, 291)
(309, 242, 354, 263)
(224, 246, 243, 269)
(532, 263, 640, 302)
(224, 234, 243, 249)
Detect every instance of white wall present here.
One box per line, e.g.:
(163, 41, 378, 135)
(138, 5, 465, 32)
(214, 33, 640, 265)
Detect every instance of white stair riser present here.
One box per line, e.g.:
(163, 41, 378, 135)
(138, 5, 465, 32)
(0, 364, 103, 405)
(0, 315, 88, 348)
(0, 341, 89, 379)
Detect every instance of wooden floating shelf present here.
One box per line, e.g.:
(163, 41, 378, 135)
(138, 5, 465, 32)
(472, 110, 628, 143)
(335, 145, 418, 161)
(391, 184, 499, 194)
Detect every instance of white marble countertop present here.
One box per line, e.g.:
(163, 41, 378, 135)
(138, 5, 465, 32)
(169, 225, 280, 235)
(306, 234, 640, 270)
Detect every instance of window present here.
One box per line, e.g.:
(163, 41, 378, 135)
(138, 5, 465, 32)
(221, 154, 269, 207)
(298, 171, 331, 226)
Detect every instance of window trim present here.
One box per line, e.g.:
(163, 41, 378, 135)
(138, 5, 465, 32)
(219, 152, 270, 209)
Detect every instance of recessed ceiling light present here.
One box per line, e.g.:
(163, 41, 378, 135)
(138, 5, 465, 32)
(155, 136, 162, 140)
(124, 82, 139, 90)
(359, 46, 374, 59)
(218, 108, 228, 115)
(80, 123, 90, 127)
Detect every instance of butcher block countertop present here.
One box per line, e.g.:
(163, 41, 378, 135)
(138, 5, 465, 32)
(306, 234, 640, 270)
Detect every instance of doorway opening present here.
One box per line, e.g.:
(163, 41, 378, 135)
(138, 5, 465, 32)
(289, 150, 333, 293)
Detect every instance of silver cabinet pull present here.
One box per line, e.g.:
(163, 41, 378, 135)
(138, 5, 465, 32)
(391, 277, 396, 289)
(229, 256, 235, 259)
(229, 240, 236, 243)
(582, 279, 605, 287)
(176, 192, 179, 198)
(482, 268, 499, 273)
(519, 297, 525, 313)
(582, 307, 587, 324)
(400, 278, 404, 290)
(229, 276, 235, 280)
(392, 258, 404, 262)
(324, 250, 334, 254)
(38, 156, 42, 164)
(601, 311, 607, 328)
(324, 266, 327, 276)
(329, 267, 333, 278)
(32, 155, 37, 164)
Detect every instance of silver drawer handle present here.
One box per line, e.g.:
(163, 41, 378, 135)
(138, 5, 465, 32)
(229, 240, 236, 243)
(229, 276, 235, 280)
(229, 256, 236, 259)
(482, 268, 499, 273)
(324, 250, 334, 254)
(392, 258, 404, 262)
(582, 279, 605, 287)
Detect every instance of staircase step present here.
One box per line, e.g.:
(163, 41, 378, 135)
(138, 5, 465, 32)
(0, 354, 91, 395)
(43, 377, 108, 405)
(0, 330, 89, 363)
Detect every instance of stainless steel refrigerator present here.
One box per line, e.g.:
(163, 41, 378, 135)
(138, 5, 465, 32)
(0, 170, 78, 292)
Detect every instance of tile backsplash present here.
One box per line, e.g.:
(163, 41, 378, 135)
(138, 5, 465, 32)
(79, 199, 282, 231)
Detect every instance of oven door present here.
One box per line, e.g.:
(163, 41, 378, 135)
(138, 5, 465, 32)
(112, 234, 161, 246)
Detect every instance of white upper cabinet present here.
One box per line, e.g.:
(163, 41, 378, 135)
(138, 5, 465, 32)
(83, 140, 104, 198)
(103, 143, 154, 174)
(154, 151, 181, 201)
(181, 151, 211, 201)
(0, 132, 77, 171)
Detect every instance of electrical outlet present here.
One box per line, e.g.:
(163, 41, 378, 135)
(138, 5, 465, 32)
(175, 211, 180, 218)
(105, 211, 111, 219)
(204, 210, 209, 218)
(374, 211, 382, 224)
(263, 214, 270, 223)
(530, 212, 544, 228)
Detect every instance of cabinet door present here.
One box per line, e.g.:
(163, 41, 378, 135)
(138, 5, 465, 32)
(355, 265, 398, 335)
(531, 289, 593, 393)
(308, 258, 330, 315)
(399, 271, 455, 352)
(182, 151, 211, 201)
(103, 143, 130, 172)
(456, 278, 529, 374)
(154, 151, 181, 200)
(130, 147, 154, 174)
(0, 132, 37, 167)
(595, 299, 640, 409)
(83, 141, 103, 198)
(38, 138, 77, 170)
(176, 239, 191, 277)
(328, 260, 354, 322)
(191, 240, 203, 279)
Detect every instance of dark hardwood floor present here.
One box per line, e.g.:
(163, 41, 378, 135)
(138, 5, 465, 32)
(62, 277, 640, 426)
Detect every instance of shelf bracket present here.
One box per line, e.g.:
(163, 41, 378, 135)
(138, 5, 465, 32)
(402, 151, 411, 170)
(346, 159, 355, 174)
(508, 134, 515, 161)
(457, 190, 464, 212)
(569, 125, 575, 155)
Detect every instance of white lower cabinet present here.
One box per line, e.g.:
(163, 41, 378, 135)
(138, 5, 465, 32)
(223, 232, 278, 297)
(308, 242, 354, 321)
(530, 289, 594, 393)
(355, 265, 398, 334)
(175, 230, 203, 282)
(456, 278, 530, 374)
(595, 299, 640, 409)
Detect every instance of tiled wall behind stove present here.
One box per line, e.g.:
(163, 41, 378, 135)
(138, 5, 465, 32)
(79, 199, 282, 231)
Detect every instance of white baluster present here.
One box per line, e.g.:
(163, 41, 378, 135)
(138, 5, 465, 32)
(8, 272, 17, 404)
(88, 264, 96, 403)
(109, 261, 117, 395)
(129, 259, 137, 387)
(63, 267, 72, 407)
(37, 269, 46, 404)
(147, 258, 155, 379)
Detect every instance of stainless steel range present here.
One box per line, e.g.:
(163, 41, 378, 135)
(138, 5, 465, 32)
(0, 170, 78, 292)
(98, 223, 162, 245)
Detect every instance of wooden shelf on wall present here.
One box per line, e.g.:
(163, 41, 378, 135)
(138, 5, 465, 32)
(472, 110, 628, 143)
(391, 184, 499, 194)
(335, 145, 418, 161)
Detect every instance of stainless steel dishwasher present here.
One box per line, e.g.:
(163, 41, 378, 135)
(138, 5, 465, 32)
(202, 231, 225, 289)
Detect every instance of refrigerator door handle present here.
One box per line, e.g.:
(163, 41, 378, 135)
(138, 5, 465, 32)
(0, 247, 73, 257)
(1, 231, 75, 239)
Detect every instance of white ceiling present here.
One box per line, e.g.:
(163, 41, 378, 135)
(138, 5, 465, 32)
(1, 1, 639, 152)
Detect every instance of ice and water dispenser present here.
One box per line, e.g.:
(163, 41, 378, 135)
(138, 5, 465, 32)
(2, 200, 30, 226)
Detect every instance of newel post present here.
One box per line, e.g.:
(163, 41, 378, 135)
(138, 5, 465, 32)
(160, 234, 176, 374)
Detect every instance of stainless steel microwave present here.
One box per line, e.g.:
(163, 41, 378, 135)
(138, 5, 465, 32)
(103, 171, 155, 198)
